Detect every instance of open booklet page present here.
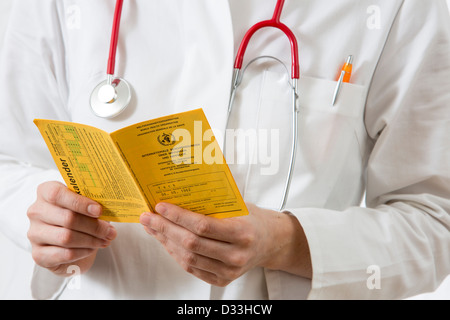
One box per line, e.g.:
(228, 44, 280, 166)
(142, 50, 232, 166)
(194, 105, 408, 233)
(34, 109, 248, 223)
(33, 119, 149, 222)
(110, 109, 248, 219)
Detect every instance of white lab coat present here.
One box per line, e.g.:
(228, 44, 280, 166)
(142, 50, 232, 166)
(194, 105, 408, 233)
(1, 0, 450, 300)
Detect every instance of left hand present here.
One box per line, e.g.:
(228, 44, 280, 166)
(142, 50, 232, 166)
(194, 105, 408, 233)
(140, 203, 311, 287)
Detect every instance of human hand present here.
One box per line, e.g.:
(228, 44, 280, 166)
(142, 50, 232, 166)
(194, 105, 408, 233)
(140, 203, 311, 286)
(27, 181, 117, 276)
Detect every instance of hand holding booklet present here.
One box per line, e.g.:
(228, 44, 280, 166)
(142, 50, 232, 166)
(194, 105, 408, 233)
(34, 109, 248, 223)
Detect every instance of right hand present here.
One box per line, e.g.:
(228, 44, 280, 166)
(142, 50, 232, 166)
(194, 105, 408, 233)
(27, 181, 117, 277)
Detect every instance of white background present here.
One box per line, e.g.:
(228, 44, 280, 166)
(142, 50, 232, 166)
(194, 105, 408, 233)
(0, 0, 449, 300)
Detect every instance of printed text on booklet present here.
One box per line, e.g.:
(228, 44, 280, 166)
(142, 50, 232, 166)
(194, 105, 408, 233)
(34, 109, 248, 223)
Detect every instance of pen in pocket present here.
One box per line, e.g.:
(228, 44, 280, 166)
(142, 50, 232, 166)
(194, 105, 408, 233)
(332, 55, 353, 106)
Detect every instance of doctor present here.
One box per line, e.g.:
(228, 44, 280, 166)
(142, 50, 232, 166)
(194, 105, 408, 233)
(1, 0, 450, 300)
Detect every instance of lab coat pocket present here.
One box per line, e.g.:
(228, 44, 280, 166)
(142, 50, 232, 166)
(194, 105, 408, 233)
(242, 73, 369, 211)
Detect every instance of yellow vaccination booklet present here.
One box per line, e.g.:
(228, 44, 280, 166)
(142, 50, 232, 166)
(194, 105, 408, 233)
(34, 109, 248, 223)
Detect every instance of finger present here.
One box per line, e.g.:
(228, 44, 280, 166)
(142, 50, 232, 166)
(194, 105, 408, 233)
(38, 182, 102, 218)
(31, 244, 95, 269)
(143, 226, 241, 286)
(32, 202, 116, 241)
(141, 212, 232, 261)
(187, 267, 233, 287)
(28, 221, 111, 249)
(154, 203, 241, 242)
(178, 250, 243, 282)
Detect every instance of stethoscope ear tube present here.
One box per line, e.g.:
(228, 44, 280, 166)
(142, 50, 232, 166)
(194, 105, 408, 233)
(279, 78, 299, 211)
(226, 0, 300, 211)
(225, 59, 299, 212)
(233, 0, 300, 80)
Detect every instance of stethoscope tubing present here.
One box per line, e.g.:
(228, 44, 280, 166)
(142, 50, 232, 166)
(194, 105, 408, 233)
(233, 0, 300, 80)
(107, 0, 124, 77)
(228, 0, 300, 211)
(92, 0, 300, 211)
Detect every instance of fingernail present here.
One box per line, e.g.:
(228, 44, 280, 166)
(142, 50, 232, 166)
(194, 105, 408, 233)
(88, 204, 102, 217)
(140, 213, 152, 226)
(106, 226, 116, 241)
(101, 240, 111, 248)
(155, 203, 167, 215)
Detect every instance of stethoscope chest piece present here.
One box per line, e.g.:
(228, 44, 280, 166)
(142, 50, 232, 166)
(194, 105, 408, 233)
(90, 77, 131, 118)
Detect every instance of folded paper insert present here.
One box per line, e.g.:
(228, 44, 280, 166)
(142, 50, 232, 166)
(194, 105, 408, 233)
(34, 109, 248, 223)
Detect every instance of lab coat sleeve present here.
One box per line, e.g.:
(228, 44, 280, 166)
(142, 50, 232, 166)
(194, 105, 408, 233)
(0, 0, 70, 298)
(288, 0, 450, 300)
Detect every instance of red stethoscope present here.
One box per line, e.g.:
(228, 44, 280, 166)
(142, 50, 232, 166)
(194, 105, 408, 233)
(90, 0, 300, 210)
(90, 0, 129, 118)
